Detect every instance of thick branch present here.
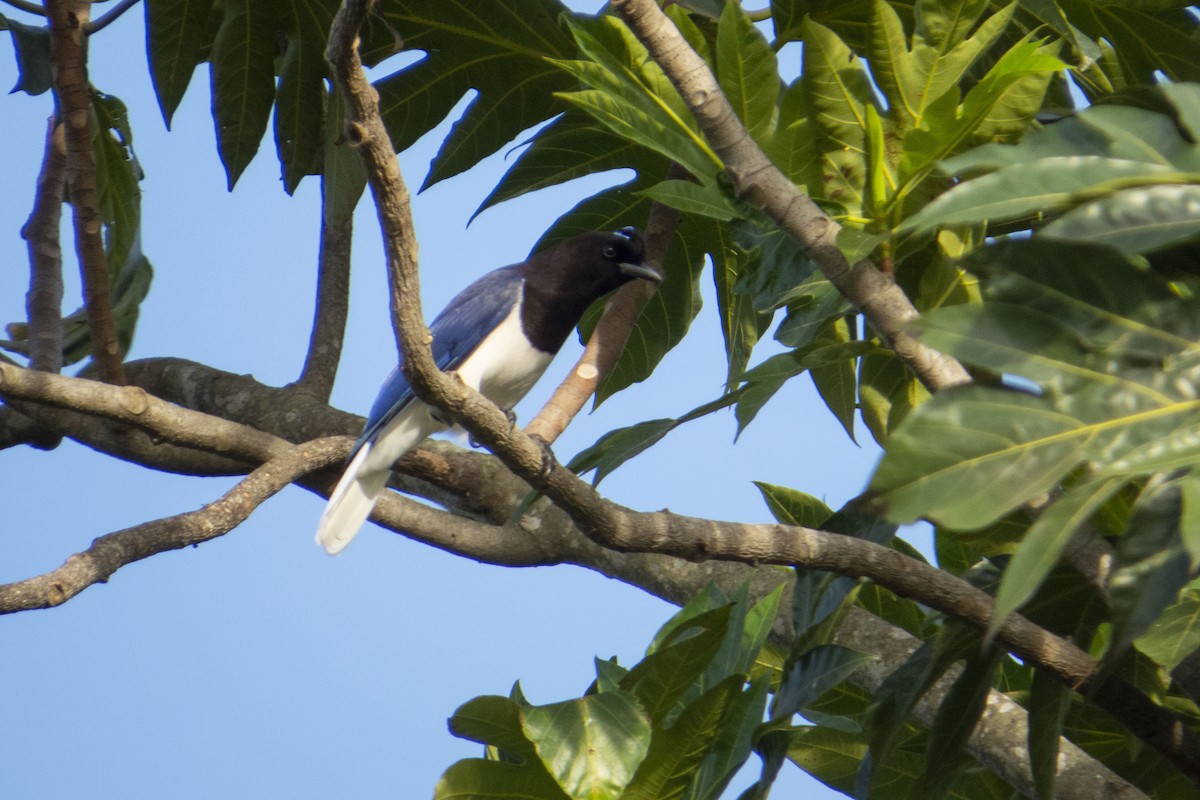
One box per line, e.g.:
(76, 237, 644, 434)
(296, 193, 353, 402)
(46, 0, 125, 384)
(0, 438, 346, 613)
(610, 0, 969, 393)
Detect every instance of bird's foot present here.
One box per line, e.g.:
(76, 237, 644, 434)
(528, 433, 557, 478)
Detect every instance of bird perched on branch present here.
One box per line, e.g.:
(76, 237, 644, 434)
(316, 227, 661, 555)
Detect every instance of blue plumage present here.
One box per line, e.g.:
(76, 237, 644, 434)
(316, 228, 660, 555)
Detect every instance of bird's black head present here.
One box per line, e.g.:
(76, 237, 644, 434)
(519, 227, 663, 353)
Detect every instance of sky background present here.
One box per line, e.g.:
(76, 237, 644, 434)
(0, 4, 905, 797)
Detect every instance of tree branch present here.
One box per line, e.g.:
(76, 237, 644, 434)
(20, 116, 66, 376)
(0, 438, 346, 613)
(2, 0, 45, 15)
(46, 0, 125, 384)
(610, 0, 969, 393)
(296, 188, 353, 402)
(84, 0, 140, 34)
(0, 354, 1170, 792)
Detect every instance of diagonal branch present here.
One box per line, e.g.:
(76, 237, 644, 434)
(0, 438, 346, 613)
(46, 0, 125, 384)
(610, 0, 969, 393)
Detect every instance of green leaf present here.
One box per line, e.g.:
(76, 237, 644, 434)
(274, 0, 332, 194)
(433, 759, 569, 800)
(709, 224, 771, 388)
(753, 482, 834, 528)
(1028, 669, 1072, 800)
(567, 393, 737, 487)
(990, 478, 1125, 633)
(912, 646, 1001, 800)
(622, 605, 732, 727)
(621, 675, 748, 800)
(716, 0, 780, 143)
(449, 695, 539, 760)
(144, 0, 215, 125)
(0, 13, 52, 96)
(869, 386, 1087, 528)
(477, 113, 660, 219)
(801, 18, 877, 216)
(323, 88, 367, 226)
(208, 0, 277, 189)
(809, 317, 858, 443)
(1135, 581, 1200, 671)
(377, 0, 577, 190)
(636, 180, 741, 222)
(1107, 477, 1194, 662)
(521, 692, 651, 800)
(902, 156, 1174, 233)
(772, 645, 877, 720)
(1041, 184, 1200, 255)
(734, 340, 874, 437)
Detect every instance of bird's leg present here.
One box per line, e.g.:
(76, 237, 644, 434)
(467, 407, 517, 449)
(527, 433, 558, 478)
(428, 405, 454, 427)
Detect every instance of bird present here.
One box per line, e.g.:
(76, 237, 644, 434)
(315, 227, 662, 555)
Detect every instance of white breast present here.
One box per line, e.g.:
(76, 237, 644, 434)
(453, 300, 554, 411)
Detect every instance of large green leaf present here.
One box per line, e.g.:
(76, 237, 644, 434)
(477, 113, 662, 220)
(144, 0, 217, 126)
(716, 0, 780, 143)
(801, 18, 877, 216)
(620, 675, 747, 800)
(273, 0, 332, 194)
(208, 0, 278, 189)
(377, 0, 578, 190)
(436, 695, 569, 800)
(553, 17, 722, 183)
(1042, 184, 1200, 254)
(0, 13, 52, 96)
(906, 87, 1200, 238)
(521, 692, 651, 800)
(871, 239, 1200, 529)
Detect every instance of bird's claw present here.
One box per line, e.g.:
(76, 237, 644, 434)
(528, 433, 557, 478)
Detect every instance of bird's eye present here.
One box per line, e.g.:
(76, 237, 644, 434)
(602, 244, 617, 258)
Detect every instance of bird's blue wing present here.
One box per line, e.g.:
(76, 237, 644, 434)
(354, 267, 524, 452)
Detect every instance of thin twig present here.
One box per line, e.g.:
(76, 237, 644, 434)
(0, 438, 346, 613)
(1, 0, 45, 15)
(297, 190, 353, 402)
(84, 0, 140, 34)
(47, 0, 125, 384)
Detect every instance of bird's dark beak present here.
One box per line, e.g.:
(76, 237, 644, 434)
(620, 261, 664, 284)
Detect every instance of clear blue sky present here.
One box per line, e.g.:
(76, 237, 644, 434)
(0, 5, 890, 798)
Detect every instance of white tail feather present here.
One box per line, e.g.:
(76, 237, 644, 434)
(315, 444, 390, 555)
(315, 403, 441, 555)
